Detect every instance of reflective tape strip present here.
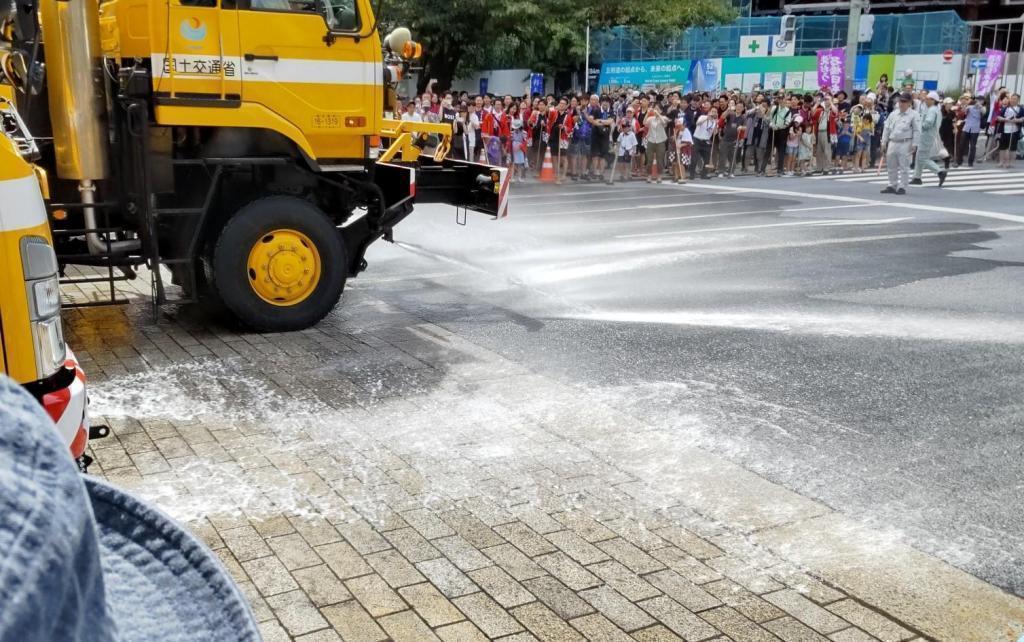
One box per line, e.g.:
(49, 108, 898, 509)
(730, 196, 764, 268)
(0, 175, 47, 232)
(497, 167, 510, 219)
(151, 54, 381, 85)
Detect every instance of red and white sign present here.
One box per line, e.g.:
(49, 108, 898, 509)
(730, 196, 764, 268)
(942, 50, 954, 64)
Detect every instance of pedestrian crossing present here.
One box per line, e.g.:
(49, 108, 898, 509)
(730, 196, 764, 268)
(806, 166, 1024, 195)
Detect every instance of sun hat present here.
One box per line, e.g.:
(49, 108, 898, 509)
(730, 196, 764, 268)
(943, 97, 955, 105)
(898, 91, 913, 102)
(926, 90, 941, 102)
(0, 376, 260, 642)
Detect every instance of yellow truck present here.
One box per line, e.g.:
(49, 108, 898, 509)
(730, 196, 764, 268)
(0, 93, 90, 465)
(4, 0, 507, 331)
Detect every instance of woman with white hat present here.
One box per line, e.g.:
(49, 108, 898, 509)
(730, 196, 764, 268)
(910, 91, 948, 187)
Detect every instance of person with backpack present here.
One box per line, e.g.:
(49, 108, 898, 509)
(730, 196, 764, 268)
(768, 94, 793, 176)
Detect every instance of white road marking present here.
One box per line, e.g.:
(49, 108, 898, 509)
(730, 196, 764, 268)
(515, 188, 627, 199)
(990, 188, 1024, 195)
(828, 169, 1010, 183)
(520, 192, 710, 207)
(615, 217, 910, 240)
(589, 203, 873, 227)
(522, 197, 748, 217)
(678, 183, 1024, 224)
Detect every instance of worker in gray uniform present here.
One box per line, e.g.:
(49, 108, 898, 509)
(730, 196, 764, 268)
(910, 91, 949, 186)
(880, 92, 921, 195)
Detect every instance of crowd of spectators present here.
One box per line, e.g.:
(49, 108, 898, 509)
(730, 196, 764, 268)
(398, 76, 1023, 186)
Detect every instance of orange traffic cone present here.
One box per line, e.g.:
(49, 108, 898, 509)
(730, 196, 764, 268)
(539, 148, 556, 183)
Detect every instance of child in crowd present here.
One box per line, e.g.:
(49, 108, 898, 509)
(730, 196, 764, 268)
(798, 122, 814, 176)
(786, 121, 801, 175)
(609, 112, 638, 183)
(853, 112, 873, 172)
(835, 116, 853, 173)
(675, 120, 693, 183)
(511, 118, 528, 182)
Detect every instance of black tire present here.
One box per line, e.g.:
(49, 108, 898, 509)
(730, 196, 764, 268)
(212, 196, 346, 332)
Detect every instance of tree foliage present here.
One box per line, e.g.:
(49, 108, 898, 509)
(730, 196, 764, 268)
(381, 0, 737, 93)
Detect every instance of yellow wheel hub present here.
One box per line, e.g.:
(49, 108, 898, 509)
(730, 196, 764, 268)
(246, 229, 321, 306)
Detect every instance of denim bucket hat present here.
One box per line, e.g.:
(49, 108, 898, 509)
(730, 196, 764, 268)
(0, 376, 261, 642)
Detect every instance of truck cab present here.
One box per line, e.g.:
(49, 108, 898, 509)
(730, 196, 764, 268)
(0, 94, 90, 463)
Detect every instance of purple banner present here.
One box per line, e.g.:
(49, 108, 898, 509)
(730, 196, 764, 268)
(975, 48, 1006, 96)
(816, 47, 845, 93)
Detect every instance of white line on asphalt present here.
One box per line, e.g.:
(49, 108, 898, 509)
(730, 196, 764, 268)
(514, 189, 625, 198)
(990, 188, 1024, 195)
(520, 192, 706, 207)
(676, 183, 1024, 224)
(614, 218, 898, 239)
(835, 176, 1024, 190)
(828, 169, 1010, 183)
(518, 196, 747, 217)
(588, 203, 872, 227)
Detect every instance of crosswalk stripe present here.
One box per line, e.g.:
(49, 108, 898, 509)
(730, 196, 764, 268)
(990, 188, 1024, 195)
(808, 164, 1024, 195)
(832, 169, 1010, 183)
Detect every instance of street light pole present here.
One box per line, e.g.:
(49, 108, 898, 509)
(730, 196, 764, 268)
(585, 22, 591, 93)
(844, 0, 866, 93)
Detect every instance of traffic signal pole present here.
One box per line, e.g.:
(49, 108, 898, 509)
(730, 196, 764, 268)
(844, 0, 866, 93)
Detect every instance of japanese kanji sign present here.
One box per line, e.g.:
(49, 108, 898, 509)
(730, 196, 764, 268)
(975, 48, 1006, 96)
(816, 47, 845, 93)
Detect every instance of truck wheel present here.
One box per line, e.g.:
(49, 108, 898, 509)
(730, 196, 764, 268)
(212, 196, 346, 332)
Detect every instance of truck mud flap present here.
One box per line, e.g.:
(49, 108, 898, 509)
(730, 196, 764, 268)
(414, 158, 509, 219)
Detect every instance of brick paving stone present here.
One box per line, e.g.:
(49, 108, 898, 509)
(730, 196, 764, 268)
(292, 565, 352, 607)
(401, 507, 456, 539)
(321, 600, 387, 642)
(294, 629, 343, 642)
(826, 600, 914, 642)
(398, 581, 466, 627)
(265, 589, 330, 636)
(438, 510, 505, 549)
(703, 579, 785, 623)
(700, 606, 782, 642)
(315, 540, 373, 580)
(547, 530, 611, 565)
(650, 547, 724, 585)
(385, 527, 443, 563)
(345, 573, 408, 617)
(453, 591, 525, 638)
(290, 515, 344, 546)
(645, 569, 722, 612)
(495, 522, 559, 557)
(468, 565, 535, 608)
(436, 620, 490, 642)
(268, 533, 323, 570)
(510, 505, 564, 535)
(416, 557, 480, 597)
(568, 613, 634, 641)
(242, 555, 300, 596)
(434, 534, 494, 571)
(597, 538, 666, 575)
(377, 609, 441, 642)
(336, 519, 392, 555)
(706, 556, 785, 595)
(635, 625, 692, 642)
(552, 511, 617, 543)
(601, 518, 669, 552)
(237, 580, 275, 622)
(535, 552, 602, 591)
(251, 515, 298, 538)
(579, 586, 656, 632)
(829, 628, 881, 642)
(762, 615, 832, 641)
(364, 549, 427, 588)
(638, 596, 720, 641)
(522, 576, 595, 620)
(764, 590, 849, 635)
(654, 526, 726, 560)
(773, 570, 845, 606)
(258, 619, 291, 642)
(495, 633, 539, 641)
(587, 560, 661, 601)
(511, 602, 586, 641)
(482, 544, 547, 581)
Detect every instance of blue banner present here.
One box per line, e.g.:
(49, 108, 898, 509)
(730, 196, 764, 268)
(530, 73, 544, 96)
(479, 78, 489, 95)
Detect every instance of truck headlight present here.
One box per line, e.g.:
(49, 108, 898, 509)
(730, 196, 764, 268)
(21, 237, 67, 378)
(32, 276, 61, 319)
(31, 316, 66, 376)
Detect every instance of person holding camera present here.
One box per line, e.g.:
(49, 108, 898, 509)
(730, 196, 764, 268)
(810, 92, 838, 175)
(587, 95, 615, 182)
(768, 94, 793, 176)
(643, 104, 670, 183)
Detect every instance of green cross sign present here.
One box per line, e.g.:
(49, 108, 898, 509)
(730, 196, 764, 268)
(748, 40, 761, 54)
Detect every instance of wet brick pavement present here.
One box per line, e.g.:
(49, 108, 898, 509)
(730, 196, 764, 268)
(67, 282, 926, 642)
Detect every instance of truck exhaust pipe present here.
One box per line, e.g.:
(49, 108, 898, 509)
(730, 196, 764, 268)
(79, 180, 139, 255)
